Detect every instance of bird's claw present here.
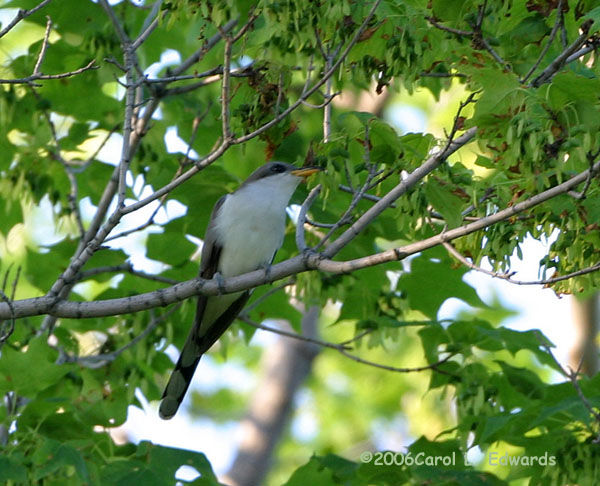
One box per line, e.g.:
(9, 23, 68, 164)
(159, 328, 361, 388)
(214, 272, 226, 295)
(260, 263, 272, 282)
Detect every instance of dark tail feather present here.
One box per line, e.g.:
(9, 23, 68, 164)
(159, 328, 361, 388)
(159, 333, 203, 420)
(159, 291, 250, 420)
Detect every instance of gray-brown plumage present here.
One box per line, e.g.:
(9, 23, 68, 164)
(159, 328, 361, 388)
(159, 162, 319, 419)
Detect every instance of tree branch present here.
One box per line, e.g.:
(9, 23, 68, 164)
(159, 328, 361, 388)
(3, 153, 599, 320)
(539, 339, 600, 438)
(0, 60, 97, 86)
(120, 0, 383, 216)
(322, 126, 477, 259)
(444, 241, 600, 286)
(58, 306, 179, 368)
(521, 0, 564, 83)
(241, 317, 456, 374)
(33, 16, 52, 75)
(171, 18, 238, 77)
(0, 0, 53, 39)
(531, 20, 594, 87)
(295, 185, 322, 251)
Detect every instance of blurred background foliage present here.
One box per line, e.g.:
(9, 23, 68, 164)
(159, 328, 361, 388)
(1, 0, 600, 485)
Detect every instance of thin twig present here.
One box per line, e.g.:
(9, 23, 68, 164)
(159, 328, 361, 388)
(478, 37, 508, 67)
(521, 0, 564, 83)
(99, 0, 131, 44)
(531, 20, 594, 87)
(33, 16, 52, 75)
(323, 52, 333, 142)
(338, 328, 373, 346)
(428, 8, 509, 69)
(0, 0, 53, 39)
(340, 185, 395, 206)
(367, 168, 396, 190)
(116, 48, 136, 208)
(539, 339, 600, 439)
(171, 18, 238, 77)
(426, 16, 473, 36)
(296, 185, 322, 251)
(59, 305, 180, 368)
(138, 0, 163, 37)
(232, 11, 259, 43)
(0, 60, 97, 85)
(239, 279, 296, 315)
(164, 69, 257, 96)
(243, 316, 456, 374)
(220, 35, 234, 141)
(444, 240, 600, 286)
(305, 218, 337, 229)
(343, 161, 355, 191)
(75, 263, 180, 286)
(420, 71, 467, 78)
(0, 267, 20, 345)
(568, 149, 599, 200)
(565, 42, 599, 64)
(240, 316, 352, 351)
(336, 347, 456, 375)
(121, 0, 383, 216)
(131, 11, 161, 50)
(301, 92, 341, 109)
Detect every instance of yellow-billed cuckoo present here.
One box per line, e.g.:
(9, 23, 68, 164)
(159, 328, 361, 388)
(159, 162, 319, 419)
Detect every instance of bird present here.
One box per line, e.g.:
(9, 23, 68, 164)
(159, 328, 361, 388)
(159, 161, 320, 419)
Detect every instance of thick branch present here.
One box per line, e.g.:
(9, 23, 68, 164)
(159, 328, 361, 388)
(2, 154, 598, 320)
(322, 126, 477, 258)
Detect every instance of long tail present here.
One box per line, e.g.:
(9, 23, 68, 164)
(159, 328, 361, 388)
(159, 327, 205, 420)
(159, 291, 250, 420)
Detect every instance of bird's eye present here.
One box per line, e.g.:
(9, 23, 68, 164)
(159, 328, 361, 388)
(271, 163, 286, 173)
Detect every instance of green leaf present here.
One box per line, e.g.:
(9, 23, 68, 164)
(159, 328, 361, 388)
(100, 442, 220, 486)
(468, 68, 521, 126)
(0, 337, 73, 396)
(398, 253, 485, 318)
(32, 438, 90, 482)
(284, 454, 386, 486)
(424, 179, 465, 228)
(146, 231, 196, 267)
(496, 361, 545, 400)
(0, 455, 28, 482)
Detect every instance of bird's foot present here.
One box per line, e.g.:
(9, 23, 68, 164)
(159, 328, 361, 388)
(214, 272, 227, 295)
(260, 262, 272, 283)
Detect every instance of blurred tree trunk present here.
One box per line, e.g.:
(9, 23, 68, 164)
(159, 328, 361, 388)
(570, 293, 599, 376)
(222, 306, 320, 486)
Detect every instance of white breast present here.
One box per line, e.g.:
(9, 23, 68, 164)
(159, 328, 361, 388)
(213, 173, 300, 278)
